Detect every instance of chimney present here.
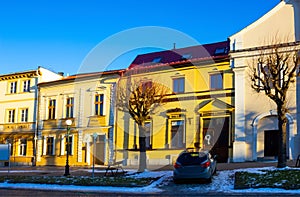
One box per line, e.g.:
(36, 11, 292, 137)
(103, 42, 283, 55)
(58, 72, 64, 76)
(173, 43, 176, 50)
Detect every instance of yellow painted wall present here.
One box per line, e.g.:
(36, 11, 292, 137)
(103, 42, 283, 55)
(115, 60, 234, 165)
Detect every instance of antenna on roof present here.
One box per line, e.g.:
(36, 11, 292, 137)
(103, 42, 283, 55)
(173, 43, 176, 50)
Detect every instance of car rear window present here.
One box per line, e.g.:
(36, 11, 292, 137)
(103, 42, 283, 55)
(177, 152, 208, 166)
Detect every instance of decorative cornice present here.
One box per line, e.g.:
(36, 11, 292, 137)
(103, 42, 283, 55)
(0, 71, 38, 81)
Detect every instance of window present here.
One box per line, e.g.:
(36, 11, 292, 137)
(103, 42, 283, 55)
(152, 57, 162, 63)
(173, 77, 185, 93)
(46, 137, 55, 155)
(145, 122, 152, 149)
(95, 94, 104, 116)
(170, 120, 185, 148)
(19, 138, 27, 156)
(214, 47, 227, 55)
(20, 108, 29, 122)
(181, 53, 192, 60)
(210, 73, 223, 90)
(66, 97, 74, 118)
(65, 135, 73, 155)
(10, 81, 17, 94)
(60, 135, 73, 155)
(23, 80, 31, 92)
(7, 109, 15, 123)
(48, 99, 56, 119)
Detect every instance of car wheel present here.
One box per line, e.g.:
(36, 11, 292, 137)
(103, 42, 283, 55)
(173, 179, 179, 184)
(213, 167, 217, 175)
(206, 176, 212, 183)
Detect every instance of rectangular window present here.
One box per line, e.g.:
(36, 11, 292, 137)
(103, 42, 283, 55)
(8, 109, 15, 123)
(23, 80, 31, 92)
(19, 138, 27, 156)
(145, 122, 152, 149)
(21, 108, 29, 122)
(46, 137, 55, 155)
(10, 81, 17, 94)
(95, 94, 104, 116)
(65, 135, 73, 155)
(170, 120, 185, 148)
(66, 97, 74, 118)
(48, 99, 56, 119)
(173, 78, 185, 93)
(210, 73, 223, 90)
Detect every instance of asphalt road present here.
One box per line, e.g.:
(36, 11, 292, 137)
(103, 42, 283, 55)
(0, 188, 299, 197)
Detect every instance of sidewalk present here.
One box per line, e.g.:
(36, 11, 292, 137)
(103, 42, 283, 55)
(0, 160, 297, 176)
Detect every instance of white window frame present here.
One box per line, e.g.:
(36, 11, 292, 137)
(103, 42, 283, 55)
(173, 77, 185, 93)
(210, 72, 223, 90)
(60, 134, 74, 155)
(7, 109, 15, 123)
(65, 97, 74, 118)
(22, 79, 31, 92)
(20, 108, 29, 122)
(48, 99, 56, 119)
(169, 119, 185, 149)
(9, 81, 17, 94)
(94, 94, 104, 116)
(19, 138, 27, 156)
(43, 136, 55, 156)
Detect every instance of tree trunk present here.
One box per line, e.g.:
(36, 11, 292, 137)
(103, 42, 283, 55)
(277, 105, 287, 168)
(138, 125, 147, 172)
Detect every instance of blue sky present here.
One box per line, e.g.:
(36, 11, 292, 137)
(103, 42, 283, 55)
(0, 0, 279, 75)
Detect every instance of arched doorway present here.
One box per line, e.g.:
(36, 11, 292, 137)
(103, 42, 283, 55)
(252, 110, 295, 161)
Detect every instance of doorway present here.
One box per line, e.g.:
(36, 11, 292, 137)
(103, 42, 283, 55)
(203, 117, 229, 163)
(264, 130, 279, 157)
(92, 135, 105, 165)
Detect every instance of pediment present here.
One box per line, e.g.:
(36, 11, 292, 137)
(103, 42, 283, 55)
(198, 99, 234, 113)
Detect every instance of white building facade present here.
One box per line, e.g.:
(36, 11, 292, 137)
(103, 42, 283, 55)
(229, 0, 300, 162)
(0, 67, 62, 166)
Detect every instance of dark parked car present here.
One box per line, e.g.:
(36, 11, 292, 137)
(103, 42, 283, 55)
(173, 149, 217, 183)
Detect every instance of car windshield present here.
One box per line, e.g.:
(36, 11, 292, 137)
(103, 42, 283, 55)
(177, 152, 208, 166)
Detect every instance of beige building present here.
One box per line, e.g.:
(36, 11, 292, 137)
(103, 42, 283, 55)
(229, 0, 300, 162)
(0, 67, 62, 166)
(36, 70, 123, 166)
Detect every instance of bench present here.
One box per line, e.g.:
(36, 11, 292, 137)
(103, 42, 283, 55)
(104, 160, 126, 176)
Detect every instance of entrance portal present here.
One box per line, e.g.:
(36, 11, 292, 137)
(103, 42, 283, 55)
(203, 117, 229, 163)
(264, 130, 279, 157)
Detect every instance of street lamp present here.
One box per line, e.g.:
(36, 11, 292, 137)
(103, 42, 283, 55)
(64, 119, 72, 176)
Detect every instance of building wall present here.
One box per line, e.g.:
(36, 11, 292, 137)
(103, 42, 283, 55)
(115, 60, 234, 165)
(0, 68, 62, 166)
(36, 72, 120, 166)
(229, 0, 300, 162)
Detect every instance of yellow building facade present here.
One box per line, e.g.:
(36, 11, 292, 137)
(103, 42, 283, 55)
(0, 67, 62, 166)
(36, 70, 123, 167)
(115, 41, 235, 166)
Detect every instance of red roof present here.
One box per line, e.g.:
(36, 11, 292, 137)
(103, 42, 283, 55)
(129, 40, 229, 69)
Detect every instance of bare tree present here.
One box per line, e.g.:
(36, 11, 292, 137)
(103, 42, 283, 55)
(249, 41, 299, 168)
(117, 77, 169, 172)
